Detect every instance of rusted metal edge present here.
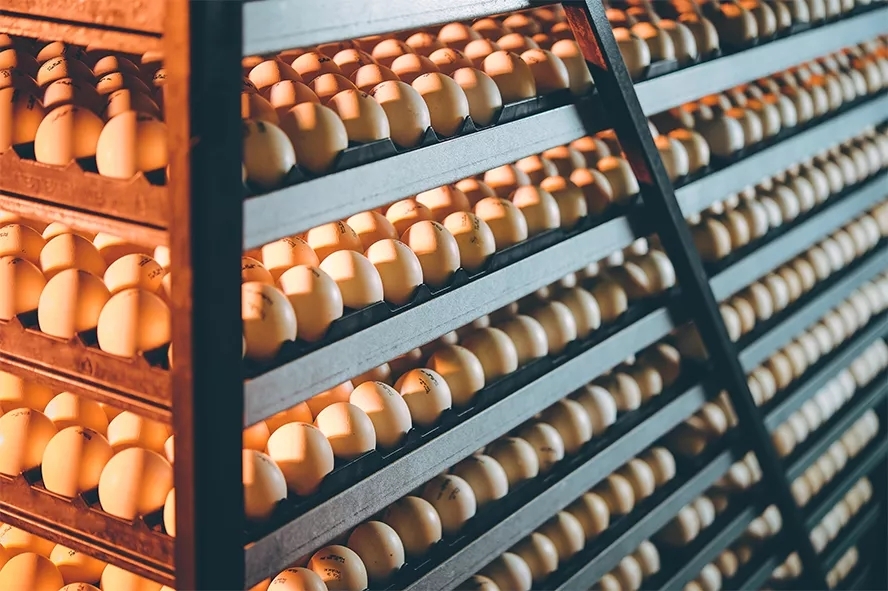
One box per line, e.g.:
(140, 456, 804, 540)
(0, 316, 171, 409)
(0, 151, 169, 231)
(0, 473, 174, 586)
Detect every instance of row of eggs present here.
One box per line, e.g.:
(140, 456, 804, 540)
(772, 339, 888, 458)
(825, 544, 859, 589)
(810, 474, 874, 554)
(691, 129, 888, 263)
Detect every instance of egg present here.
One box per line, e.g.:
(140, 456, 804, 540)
(50, 544, 106, 585)
(456, 178, 498, 207)
(96, 288, 170, 357)
(95, 110, 168, 178)
(405, 32, 445, 57)
(508, 186, 560, 235)
(399, 220, 460, 287)
(427, 48, 472, 76)
(238, 449, 287, 524)
(101, 253, 164, 295)
(319, 250, 384, 309)
(277, 102, 347, 174)
(241, 281, 296, 361)
(415, 185, 471, 222)
(473, 197, 529, 248)
(460, 327, 519, 381)
(327, 88, 390, 143)
(421, 473, 477, 535)
(596, 157, 639, 202)
(382, 496, 442, 557)
(0, 407, 55, 475)
(349, 65, 397, 94)
(385, 198, 433, 235)
(33, 104, 103, 165)
(451, 454, 509, 505)
(308, 545, 368, 591)
(106, 411, 170, 454)
(346, 211, 399, 250)
(41, 426, 113, 497)
(0, 88, 45, 150)
(497, 314, 548, 365)
(426, 344, 485, 406)
(349, 380, 412, 448)
(346, 521, 405, 583)
(267, 568, 326, 591)
(538, 511, 585, 561)
(43, 77, 102, 113)
(365, 80, 431, 148)
(242, 256, 274, 285)
(42, 392, 106, 435)
(407, 72, 469, 138)
(551, 40, 594, 95)
(482, 51, 537, 102)
(242, 119, 297, 190)
(517, 421, 565, 471)
(248, 60, 302, 95)
(306, 220, 362, 262)
(449, 68, 502, 128)
(267, 80, 321, 117)
(266, 421, 334, 495)
(511, 532, 559, 583)
(0, 553, 64, 591)
(394, 368, 452, 427)
(520, 49, 570, 94)
(96, 446, 172, 520)
(390, 54, 440, 84)
(481, 553, 532, 591)
(364, 239, 427, 306)
(35, 268, 110, 339)
(618, 458, 657, 500)
(0, 256, 45, 320)
(311, 402, 375, 459)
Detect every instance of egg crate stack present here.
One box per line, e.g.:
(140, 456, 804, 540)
(712, 198, 887, 353)
(649, 38, 888, 176)
(0, 35, 170, 227)
(0, 522, 176, 591)
(239, 139, 647, 378)
(466, 444, 682, 591)
(788, 409, 880, 510)
(771, 339, 887, 461)
(691, 127, 888, 276)
(238, 333, 699, 591)
(238, 4, 601, 195)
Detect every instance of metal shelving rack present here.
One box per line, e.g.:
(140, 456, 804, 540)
(0, 1, 885, 589)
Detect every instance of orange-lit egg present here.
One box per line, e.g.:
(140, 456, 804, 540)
(277, 102, 347, 174)
(243, 449, 287, 522)
(460, 327, 519, 381)
(96, 288, 170, 357)
(43, 391, 108, 434)
(97, 447, 173, 519)
(400, 220, 460, 287)
(451, 67, 502, 127)
(267, 80, 320, 116)
(347, 211, 399, 250)
(242, 119, 297, 190)
(278, 265, 343, 342)
(442, 211, 496, 272)
(428, 48, 474, 75)
(95, 111, 168, 178)
(0, 88, 46, 151)
(0, 256, 45, 320)
(103, 253, 164, 294)
(106, 411, 170, 454)
(50, 544, 106, 586)
(319, 250, 384, 309)
(426, 344, 486, 406)
(520, 49, 569, 93)
(382, 496, 443, 557)
(34, 105, 103, 165)
(267, 567, 326, 591)
(0, 224, 45, 265)
(99, 565, 163, 591)
(451, 454, 509, 505)
(306, 220, 363, 262)
(390, 53, 440, 84)
(241, 281, 297, 361)
(306, 381, 354, 417)
(314, 402, 376, 459)
(242, 256, 274, 285)
(510, 186, 561, 235)
(267, 421, 334, 495)
(349, 381, 413, 448)
(39, 233, 106, 280)
(368, 80, 431, 148)
(421, 473, 477, 534)
(350, 64, 398, 94)
(415, 185, 471, 222)
(385, 198, 434, 236)
(551, 40, 594, 96)
(411, 72, 470, 138)
(483, 51, 537, 101)
(395, 368, 452, 426)
(474, 197, 528, 248)
(249, 60, 303, 94)
(0, 407, 56, 475)
(365, 238, 423, 305)
(41, 426, 113, 497)
(0, 524, 54, 558)
(260, 237, 319, 281)
(0, 553, 64, 591)
(37, 268, 110, 338)
(327, 88, 390, 142)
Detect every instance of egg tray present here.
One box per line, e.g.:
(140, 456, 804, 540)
(242, 88, 591, 195)
(534, 436, 743, 591)
(706, 89, 888, 173)
(0, 310, 172, 409)
(370, 369, 710, 591)
(701, 172, 883, 278)
(734, 243, 887, 356)
(644, 491, 767, 589)
(0, 469, 174, 584)
(241, 193, 643, 380)
(0, 146, 169, 229)
(241, 292, 677, 545)
(780, 368, 887, 473)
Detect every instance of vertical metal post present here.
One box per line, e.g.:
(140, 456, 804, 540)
(562, 2, 827, 588)
(165, 0, 245, 588)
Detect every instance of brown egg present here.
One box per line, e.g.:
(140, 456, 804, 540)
(241, 256, 274, 285)
(486, 437, 540, 485)
(481, 553, 532, 591)
(97, 288, 170, 357)
(365, 239, 423, 305)
(314, 402, 376, 459)
(242, 119, 297, 190)
(346, 211, 399, 250)
(426, 344, 486, 406)
(428, 48, 473, 76)
(482, 51, 537, 102)
(319, 250, 384, 309)
(277, 102, 347, 174)
(291, 52, 342, 84)
(308, 72, 357, 104)
(0, 255, 45, 319)
(400, 220, 460, 287)
(385, 198, 433, 236)
(367, 80, 431, 148)
(382, 496, 442, 557)
(260, 237, 318, 281)
(0, 407, 57, 475)
(498, 314, 549, 365)
(451, 454, 509, 506)
(33, 104, 103, 165)
(539, 176, 587, 227)
(51, 544, 107, 586)
(38, 233, 105, 280)
(327, 88, 390, 143)
(509, 186, 560, 235)
(415, 185, 470, 222)
(405, 32, 446, 57)
(551, 40, 595, 95)
(36, 57, 93, 88)
(36, 268, 110, 339)
(449, 68, 502, 129)
(395, 367, 452, 426)
(460, 327, 519, 381)
(411, 72, 470, 138)
(349, 381, 413, 448)
(309, 545, 368, 591)
(97, 446, 172, 519)
(538, 511, 585, 561)
(275, 264, 342, 341)
(0, 88, 45, 150)
(350, 64, 398, 94)
(520, 49, 570, 93)
(572, 385, 618, 434)
(497, 33, 539, 54)
(305, 220, 362, 262)
(511, 532, 558, 583)
(267, 421, 334, 495)
(596, 157, 639, 202)
(346, 521, 404, 584)
(249, 60, 303, 94)
(463, 39, 502, 67)
(567, 492, 611, 540)
(267, 80, 320, 117)
(42, 426, 113, 498)
(390, 54, 439, 84)
(371, 39, 414, 68)
(473, 197, 529, 248)
(0, 553, 64, 591)
(567, 168, 614, 217)
(241, 281, 297, 361)
(43, 77, 102, 113)
(306, 381, 354, 417)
